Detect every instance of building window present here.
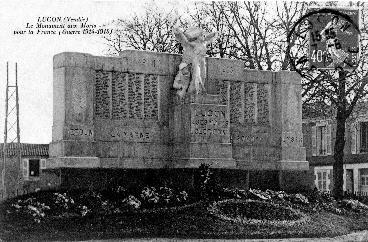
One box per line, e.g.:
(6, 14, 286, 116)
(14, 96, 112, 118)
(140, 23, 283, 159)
(22, 158, 45, 180)
(360, 122, 368, 153)
(29, 159, 40, 177)
(360, 169, 368, 189)
(316, 170, 329, 191)
(317, 125, 327, 155)
(361, 175, 368, 186)
(312, 123, 332, 156)
(351, 121, 368, 154)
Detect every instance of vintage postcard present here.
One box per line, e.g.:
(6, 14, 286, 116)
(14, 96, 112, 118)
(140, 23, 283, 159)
(1, 0, 368, 241)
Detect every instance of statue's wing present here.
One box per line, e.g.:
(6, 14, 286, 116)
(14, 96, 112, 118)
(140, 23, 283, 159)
(174, 28, 190, 46)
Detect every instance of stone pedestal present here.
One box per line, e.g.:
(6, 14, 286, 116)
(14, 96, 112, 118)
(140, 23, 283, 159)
(172, 93, 236, 168)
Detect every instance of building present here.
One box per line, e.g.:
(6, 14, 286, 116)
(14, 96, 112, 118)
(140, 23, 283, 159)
(303, 112, 368, 194)
(0, 143, 58, 199)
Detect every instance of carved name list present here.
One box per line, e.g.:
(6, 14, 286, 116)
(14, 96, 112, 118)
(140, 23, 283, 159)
(95, 70, 159, 120)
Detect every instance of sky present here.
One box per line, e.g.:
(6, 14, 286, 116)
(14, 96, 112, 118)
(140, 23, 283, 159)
(0, 0, 185, 144)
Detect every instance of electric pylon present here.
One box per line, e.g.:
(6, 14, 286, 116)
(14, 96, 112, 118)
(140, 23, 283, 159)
(2, 62, 21, 199)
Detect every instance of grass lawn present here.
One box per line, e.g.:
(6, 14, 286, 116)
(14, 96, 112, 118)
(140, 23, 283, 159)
(1, 199, 368, 241)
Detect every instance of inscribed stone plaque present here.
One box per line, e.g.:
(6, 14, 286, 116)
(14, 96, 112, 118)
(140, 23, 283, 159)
(67, 125, 94, 140)
(230, 81, 243, 123)
(112, 72, 128, 119)
(128, 73, 144, 119)
(218, 80, 229, 105)
(144, 75, 159, 119)
(257, 84, 270, 124)
(282, 132, 303, 146)
(109, 127, 153, 142)
(230, 126, 270, 145)
(244, 83, 256, 123)
(95, 70, 159, 120)
(191, 104, 230, 143)
(95, 70, 111, 119)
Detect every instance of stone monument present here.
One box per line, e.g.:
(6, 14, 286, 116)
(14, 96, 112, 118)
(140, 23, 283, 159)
(47, 32, 309, 190)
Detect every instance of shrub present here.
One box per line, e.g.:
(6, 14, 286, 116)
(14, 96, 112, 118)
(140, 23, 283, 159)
(123, 195, 141, 209)
(77, 205, 90, 217)
(51, 193, 76, 214)
(286, 193, 309, 205)
(217, 188, 249, 200)
(139, 186, 189, 208)
(196, 163, 222, 201)
(101, 185, 128, 202)
(77, 190, 106, 215)
(10, 197, 50, 223)
(158, 186, 174, 204)
(176, 190, 188, 203)
(302, 189, 339, 212)
(6, 184, 193, 223)
(340, 199, 368, 212)
(140, 186, 160, 206)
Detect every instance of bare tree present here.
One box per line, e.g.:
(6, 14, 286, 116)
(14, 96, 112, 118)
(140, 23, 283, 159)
(217, 1, 307, 70)
(102, 1, 307, 69)
(274, 2, 309, 70)
(102, 6, 183, 56)
(186, 2, 237, 58)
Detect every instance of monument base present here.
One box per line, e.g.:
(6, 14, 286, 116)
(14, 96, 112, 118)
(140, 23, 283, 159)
(171, 158, 236, 168)
(41, 167, 313, 193)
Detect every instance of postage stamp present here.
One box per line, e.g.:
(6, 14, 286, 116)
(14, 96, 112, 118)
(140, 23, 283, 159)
(287, 8, 360, 77)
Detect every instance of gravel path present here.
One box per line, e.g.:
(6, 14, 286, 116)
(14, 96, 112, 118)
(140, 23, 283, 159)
(243, 230, 368, 241)
(97, 231, 368, 241)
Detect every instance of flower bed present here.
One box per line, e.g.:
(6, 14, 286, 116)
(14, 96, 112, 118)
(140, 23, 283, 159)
(6, 185, 193, 223)
(208, 199, 309, 226)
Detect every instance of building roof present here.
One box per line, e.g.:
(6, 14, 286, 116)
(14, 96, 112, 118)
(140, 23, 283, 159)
(309, 153, 368, 166)
(0, 143, 49, 158)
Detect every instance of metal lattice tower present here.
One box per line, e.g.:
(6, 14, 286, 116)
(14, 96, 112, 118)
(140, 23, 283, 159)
(2, 62, 21, 199)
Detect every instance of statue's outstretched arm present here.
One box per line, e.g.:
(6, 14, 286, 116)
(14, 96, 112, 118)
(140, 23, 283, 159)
(204, 32, 217, 44)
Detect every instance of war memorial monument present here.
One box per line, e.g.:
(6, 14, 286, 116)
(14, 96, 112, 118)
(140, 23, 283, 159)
(46, 27, 309, 191)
